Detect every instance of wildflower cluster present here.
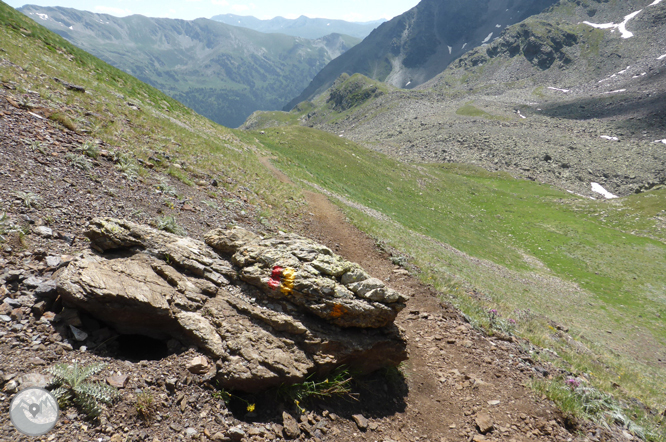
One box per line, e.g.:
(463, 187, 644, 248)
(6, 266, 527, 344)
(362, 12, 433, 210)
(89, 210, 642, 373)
(485, 308, 518, 335)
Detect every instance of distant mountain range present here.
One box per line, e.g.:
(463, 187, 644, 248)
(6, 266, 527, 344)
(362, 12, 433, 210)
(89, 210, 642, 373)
(285, 0, 559, 110)
(210, 14, 386, 40)
(19, 5, 360, 127)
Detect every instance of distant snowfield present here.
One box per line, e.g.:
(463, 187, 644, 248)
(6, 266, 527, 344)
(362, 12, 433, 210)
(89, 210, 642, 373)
(35, 13, 48, 20)
(583, 10, 642, 39)
(600, 136, 619, 141)
(591, 183, 619, 199)
(583, 0, 664, 39)
(482, 32, 493, 44)
(548, 87, 570, 93)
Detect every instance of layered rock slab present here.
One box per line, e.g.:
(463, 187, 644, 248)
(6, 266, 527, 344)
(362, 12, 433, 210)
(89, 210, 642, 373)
(56, 218, 408, 392)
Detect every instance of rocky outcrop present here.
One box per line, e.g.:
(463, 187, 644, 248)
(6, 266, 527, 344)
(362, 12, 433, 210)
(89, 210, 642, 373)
(55, 218, 408, 392)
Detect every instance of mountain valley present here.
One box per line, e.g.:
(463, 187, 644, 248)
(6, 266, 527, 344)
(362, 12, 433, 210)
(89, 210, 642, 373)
(19, 5, 361, 128)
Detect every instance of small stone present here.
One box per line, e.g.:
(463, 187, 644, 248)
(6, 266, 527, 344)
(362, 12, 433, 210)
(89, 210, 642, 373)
(0, 314, 12, 322)
(487, 400, 500, 406)
(26, 357, 46, 366)
(623, 431, 634, 440)
(4, 379, 19, 393)
(46, 256, 62, 268)
(185, 428, 198, 437)
(70, 325, 88, 341)
(282, 412, 301, 439)
(352, 414, 368, 431)
(476, 412, 494, 434)
(34, 280, 57, 298)
(227, 426, 245, 441)
(107, 374, 129, 388)
(19, 373, 51, 389)
(211, 433, 228, 441)
(110, 435, 123, 442)
(10, 308, 23, 322)
(35, 226, 53, 238)
(187, 356, 210, 374)
(165, 378, 177, 393)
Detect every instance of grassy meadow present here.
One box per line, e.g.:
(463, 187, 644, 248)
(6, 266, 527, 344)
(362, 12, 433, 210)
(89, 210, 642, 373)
(241, 125, 666, 435)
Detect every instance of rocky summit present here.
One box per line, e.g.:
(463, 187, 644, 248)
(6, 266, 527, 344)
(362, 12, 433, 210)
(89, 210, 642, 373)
(55, 218, 408, 393)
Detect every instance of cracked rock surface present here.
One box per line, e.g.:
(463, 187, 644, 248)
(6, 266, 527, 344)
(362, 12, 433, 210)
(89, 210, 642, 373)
(55, 218, 408, 392)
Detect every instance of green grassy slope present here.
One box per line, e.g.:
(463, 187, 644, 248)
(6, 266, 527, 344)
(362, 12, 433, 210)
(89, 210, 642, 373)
(0, 0, 302, 223)
(241, 124, 666, 425)
(18, 5, 360, 128)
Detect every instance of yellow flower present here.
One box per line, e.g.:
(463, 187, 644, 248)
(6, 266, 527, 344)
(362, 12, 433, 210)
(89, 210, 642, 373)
(247, 403, 255, 412)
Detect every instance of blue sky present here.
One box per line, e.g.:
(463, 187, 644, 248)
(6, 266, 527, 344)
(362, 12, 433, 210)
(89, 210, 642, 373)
(5, 0, 421, 22)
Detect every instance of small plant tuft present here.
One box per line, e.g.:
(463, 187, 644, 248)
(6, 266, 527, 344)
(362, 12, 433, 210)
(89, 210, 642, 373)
(13, 191, 41, 209)
(156, 178, 177, 197)
(276, 367, 358, 407)
(79, 141, 100, 159)
(47, 362, 119, 418)
(155, 215, 185, 236)
(66, 153, 92, 171)
(49, 112, 77, 131)
(135, 390, 156, 421)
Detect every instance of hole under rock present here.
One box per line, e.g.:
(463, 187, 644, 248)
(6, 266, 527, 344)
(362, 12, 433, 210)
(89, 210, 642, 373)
(115, 334, 170, 361)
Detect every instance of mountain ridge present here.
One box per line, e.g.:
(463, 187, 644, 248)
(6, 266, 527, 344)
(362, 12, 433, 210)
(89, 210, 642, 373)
(284, 0, 560, 111)
(211, 13, 385, 39)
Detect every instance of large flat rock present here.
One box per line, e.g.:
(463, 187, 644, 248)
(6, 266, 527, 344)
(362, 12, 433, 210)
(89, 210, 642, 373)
(56, 218, 408, 392)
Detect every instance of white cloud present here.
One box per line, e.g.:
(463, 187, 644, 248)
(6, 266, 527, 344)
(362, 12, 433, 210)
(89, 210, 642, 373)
(211, 0, 229, 5)
(94, 6, 132, 16)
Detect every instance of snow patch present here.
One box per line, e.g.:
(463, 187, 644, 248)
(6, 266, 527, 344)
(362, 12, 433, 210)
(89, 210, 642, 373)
(36, 13, 48, 20)
(482, 32, 494, 43)
(649, 0, 664, 5)
(591, 183, 619, 199)
(448, 46, 452, 54)
(617, 66, 631, 75)
(604, 89, 626, 94)
(69, 26, 74, 30)
(548, 87, 570, 93)
(462, 42, 467, 49)
(496, 24, 502, 28)
(633, 72, 647, 78)
(658, 54, 666, 60)
(600, 135, 619, 141)
(655, 139, 666, 144)
(516, 110, 526, 119)
(583, 10, 642, 39)
(405, 81, 411, 87)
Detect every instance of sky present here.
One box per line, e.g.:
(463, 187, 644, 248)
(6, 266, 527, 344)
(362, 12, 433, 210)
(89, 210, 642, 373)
(4, 0, 421, 22)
